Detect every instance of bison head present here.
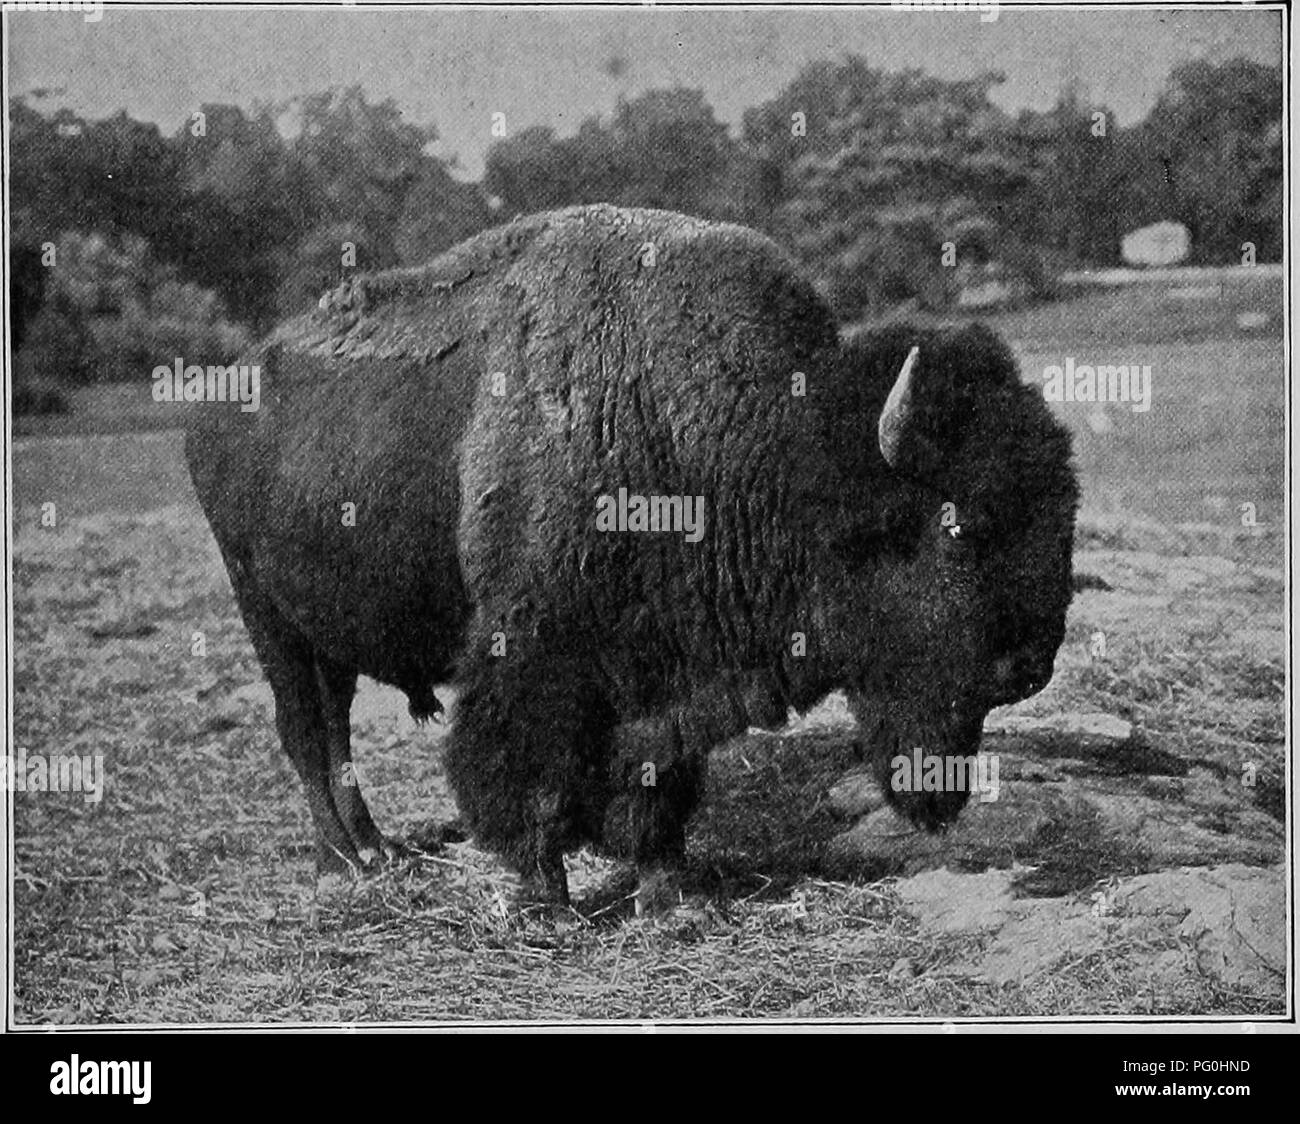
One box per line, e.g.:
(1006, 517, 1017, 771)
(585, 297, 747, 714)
(817, 323, 1078, 829)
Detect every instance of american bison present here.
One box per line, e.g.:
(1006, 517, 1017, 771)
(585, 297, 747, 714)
(185, 204, 1077, 908)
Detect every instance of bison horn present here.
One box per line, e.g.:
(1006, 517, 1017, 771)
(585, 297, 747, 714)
(878, 346, 920, 469)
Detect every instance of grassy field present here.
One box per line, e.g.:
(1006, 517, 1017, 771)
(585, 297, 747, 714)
(8, 272, 1287, 1023)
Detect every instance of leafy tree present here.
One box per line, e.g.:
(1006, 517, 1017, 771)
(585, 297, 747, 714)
(394, 162, 493, 265)
(288, 86, 436, 266)
(79, 111, 182, 243)
(1130, 58, 1282, 263)
(26, 231, 247, 385)
(8, 52, 1282, 361)
(484, 89, 741, 222)
(742, 57, 1029, 317)
(483, 124, 585, 215)
(9, 216, 48, 354)
(596, 89, 741, 218)
(1003, 96, 1133, 268)
(276, 221, 381, 317)
(10, 100, 91, 233)
(164, 90, 466, 323)
(163, 103, 309, 330)
(9, 100, 181, 242)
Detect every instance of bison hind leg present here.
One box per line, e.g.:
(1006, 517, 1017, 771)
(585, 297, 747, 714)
(316, 656, 404, 867)
(225, 575, 395, 877)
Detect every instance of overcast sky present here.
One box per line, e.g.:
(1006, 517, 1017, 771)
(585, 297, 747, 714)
(5, 3, 1284, 178)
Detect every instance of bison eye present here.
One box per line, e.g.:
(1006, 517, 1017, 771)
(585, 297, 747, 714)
(946, 520, 989, 548)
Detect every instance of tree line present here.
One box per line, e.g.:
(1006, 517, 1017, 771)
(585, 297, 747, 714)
(9, 54, 1281, 403)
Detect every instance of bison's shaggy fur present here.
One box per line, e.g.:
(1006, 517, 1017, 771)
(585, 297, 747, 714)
(186, 204, 1077, 904)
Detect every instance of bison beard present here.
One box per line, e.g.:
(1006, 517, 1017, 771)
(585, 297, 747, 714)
(185, 204, 1077, 909)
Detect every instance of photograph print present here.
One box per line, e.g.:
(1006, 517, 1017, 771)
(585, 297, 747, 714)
(3, 0, 1289, 1027)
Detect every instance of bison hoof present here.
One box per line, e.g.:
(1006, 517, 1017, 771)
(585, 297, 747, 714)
(521, 860, 571, 908)
(356, 839, 405, 868)
(891, 788, 970, 832)
(315, 835, 406, 879)
(402, 820, 464, 853)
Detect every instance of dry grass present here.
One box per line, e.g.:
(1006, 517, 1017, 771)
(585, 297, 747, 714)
(9, 492, 1284, 1023)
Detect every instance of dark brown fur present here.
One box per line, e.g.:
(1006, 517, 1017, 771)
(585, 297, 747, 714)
(185, 204, 1077, 897)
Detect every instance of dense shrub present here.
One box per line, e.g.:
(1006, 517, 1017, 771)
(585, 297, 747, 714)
(20, 232, 249, 385)
(25, 294, 100, 385)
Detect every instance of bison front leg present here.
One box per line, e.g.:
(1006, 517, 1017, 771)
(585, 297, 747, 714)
(446, 636, 615, 908)
(620, 675, 778, 914)
(605, 715, 708, 917)
(527, 850, 572, 908)
(632, 758, 704, 917)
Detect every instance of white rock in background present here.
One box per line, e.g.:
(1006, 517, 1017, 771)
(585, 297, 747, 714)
(1121, 221, 1191, 267)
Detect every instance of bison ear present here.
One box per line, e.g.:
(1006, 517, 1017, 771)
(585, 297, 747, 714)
(878, 346, 942, 477)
